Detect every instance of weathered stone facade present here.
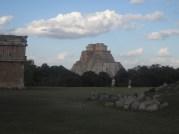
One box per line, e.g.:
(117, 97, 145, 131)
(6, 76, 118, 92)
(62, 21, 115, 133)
(72, 43, 124, 77)
(0, 35, 27, 89)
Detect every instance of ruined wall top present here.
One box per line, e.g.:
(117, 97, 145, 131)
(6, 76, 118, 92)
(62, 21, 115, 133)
(86, 43, 107, 52)
(0, 35, 27, 62)
(0, 35, 27, 45)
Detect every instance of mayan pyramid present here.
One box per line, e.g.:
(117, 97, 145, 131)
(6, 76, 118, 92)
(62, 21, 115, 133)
(71, 43, 124, 77)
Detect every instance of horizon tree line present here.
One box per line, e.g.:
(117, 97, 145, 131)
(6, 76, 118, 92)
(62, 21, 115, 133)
(24, 60, 179, 87)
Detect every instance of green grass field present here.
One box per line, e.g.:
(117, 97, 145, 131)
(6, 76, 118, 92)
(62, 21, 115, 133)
(0, 87, 179, 134)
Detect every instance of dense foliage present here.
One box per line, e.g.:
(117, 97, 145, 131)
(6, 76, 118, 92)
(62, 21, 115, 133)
(115, 68, 129, 86)
(24, 60, 179, 87)
(24, 60, 111, 87)
(81, 71, 112, 87)
(128, 64, 179, 87)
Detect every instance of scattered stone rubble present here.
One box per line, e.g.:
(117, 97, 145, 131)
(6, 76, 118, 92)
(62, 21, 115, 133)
(87, 82, 179, 112)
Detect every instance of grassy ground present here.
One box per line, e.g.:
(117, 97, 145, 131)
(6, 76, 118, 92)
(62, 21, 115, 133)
(0, 87, 179, 134)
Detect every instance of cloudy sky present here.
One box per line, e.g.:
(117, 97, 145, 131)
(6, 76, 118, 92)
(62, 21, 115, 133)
(0, 0, 179, 69)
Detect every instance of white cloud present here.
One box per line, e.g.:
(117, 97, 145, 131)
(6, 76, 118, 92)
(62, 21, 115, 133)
(116, 48, 144, 68)
(147, 29, 179, 40)
(151, 48, 179, 67)
(11, 10, 163, 39)
(126, 48, 144, 57)
(0, 16, 13, 29)
(177, 20, 179, 25)
(123, 11, 163, 21)
(121, 58, 142, 69)
(32, 52, 77, 69)
(119, 56, 179, 69)
(57, 52, 67, 60)
(116, 48, 179, 69)
(129, 0, 144, 4)
(150, 56, 179, 67)
(158, 48, 170, 57)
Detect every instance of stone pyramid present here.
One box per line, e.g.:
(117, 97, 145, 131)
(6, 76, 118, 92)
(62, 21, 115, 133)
(71, 43, 124, 77)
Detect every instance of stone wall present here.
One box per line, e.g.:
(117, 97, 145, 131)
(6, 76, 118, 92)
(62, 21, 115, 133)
(0, 62, 24, 88)
(0, 35, 27, 89)
(86, 43, 107, 51)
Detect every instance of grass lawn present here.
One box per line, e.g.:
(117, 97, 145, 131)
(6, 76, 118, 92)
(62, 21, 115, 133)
(0, 87, 179, 134)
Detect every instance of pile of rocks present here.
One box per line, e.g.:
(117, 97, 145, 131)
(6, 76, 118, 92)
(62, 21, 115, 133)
(154, 82, 179, 95)
(87, 84, 173, 112)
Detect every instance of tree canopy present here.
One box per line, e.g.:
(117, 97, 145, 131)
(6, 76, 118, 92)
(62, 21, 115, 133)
(24, 60, 179, 87)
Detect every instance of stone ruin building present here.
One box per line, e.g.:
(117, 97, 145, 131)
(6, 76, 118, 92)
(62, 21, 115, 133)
(72, 43, 124, 77)
(0, 35, 27, 89)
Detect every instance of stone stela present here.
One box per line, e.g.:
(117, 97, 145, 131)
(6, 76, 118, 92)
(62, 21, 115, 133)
(72, 43, 124, 77)
(128, 80, 132, 88)
(0, 35, 27, 89)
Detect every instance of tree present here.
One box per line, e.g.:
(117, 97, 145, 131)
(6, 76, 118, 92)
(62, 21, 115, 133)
(24, 62, 179, 87)
(24, 60, 36, 86)
(98, 72, 112, 86)
(128, 64, 179, 87)
(81, 71, 100, 86)
(115, 68, 128, 86)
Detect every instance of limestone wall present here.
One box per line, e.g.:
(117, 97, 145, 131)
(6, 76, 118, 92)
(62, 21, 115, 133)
(0, 35, 27, 89)
(0, 62, 24, 88)
(86, 43, 107, 51)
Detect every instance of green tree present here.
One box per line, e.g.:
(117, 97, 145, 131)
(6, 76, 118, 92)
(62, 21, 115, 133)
(115, 68, 128, 86)
(81, 71, 100, 86)
(98, 72, 112, 86)
(24, 60, 36, 86)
